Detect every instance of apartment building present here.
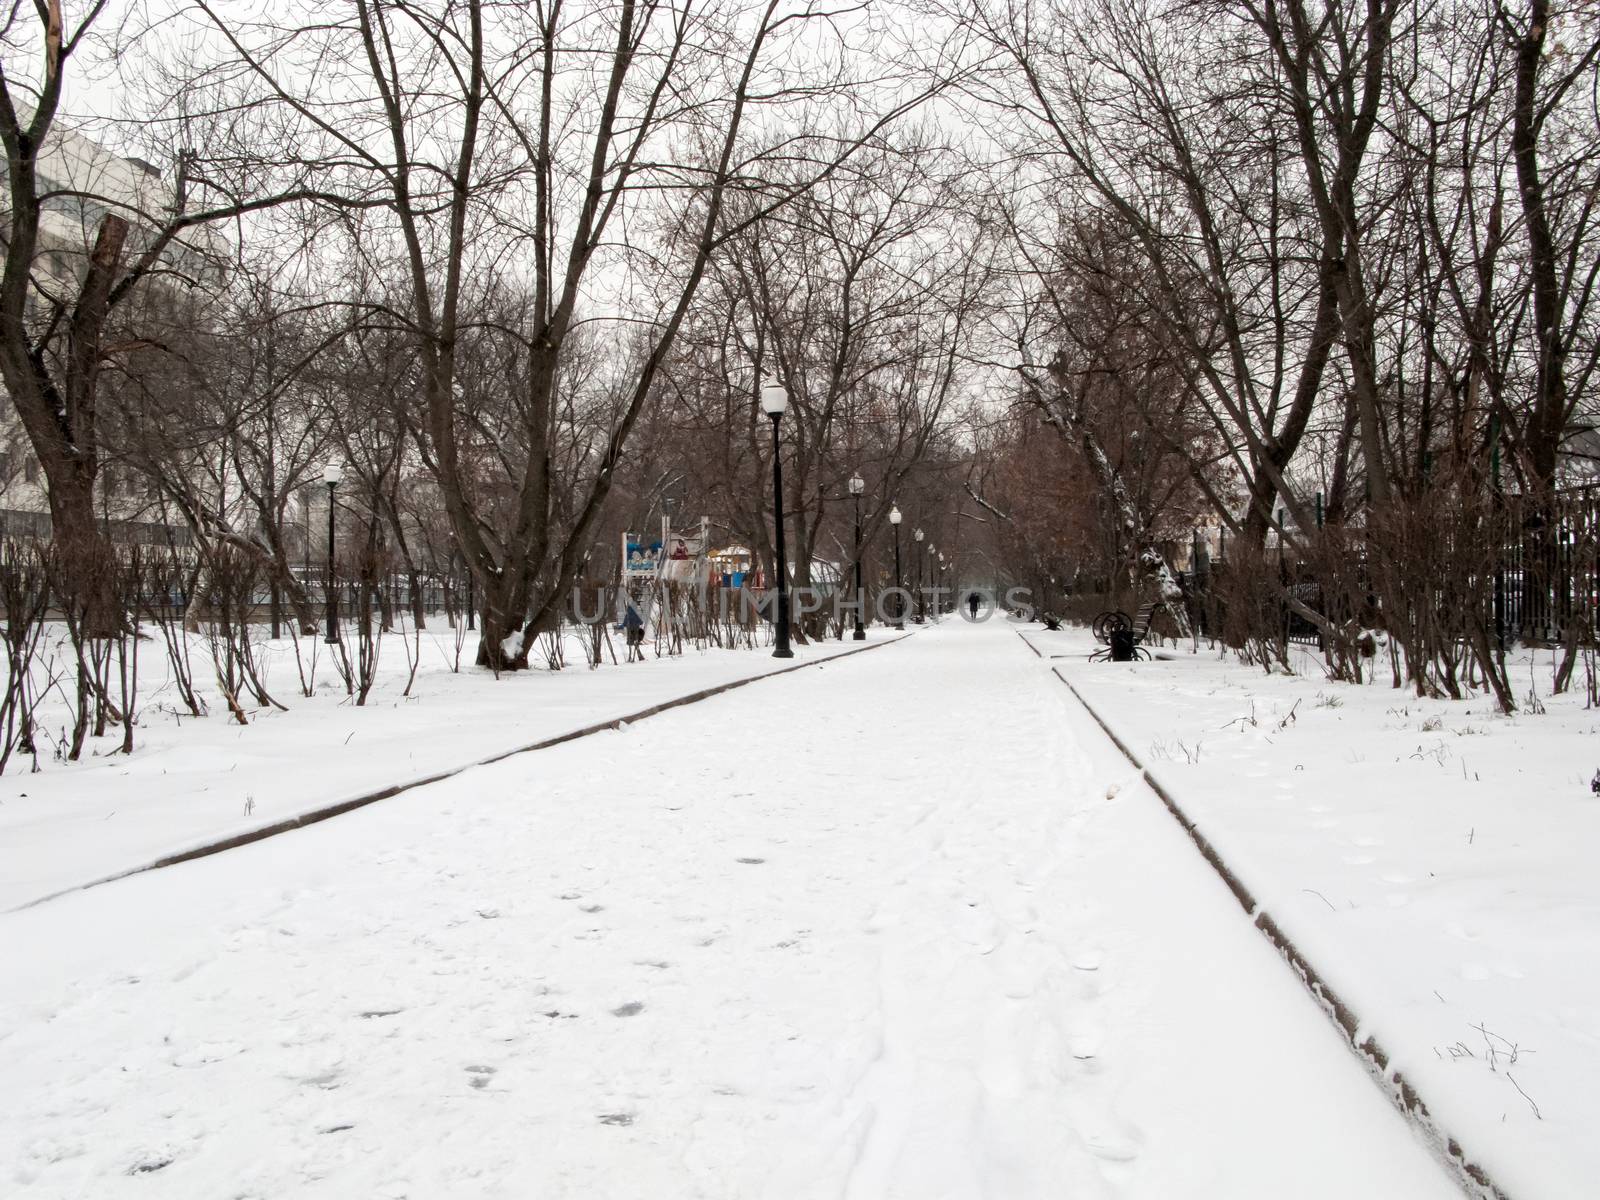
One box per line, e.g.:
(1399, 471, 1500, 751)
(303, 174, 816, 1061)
(1, 121, 224, 547)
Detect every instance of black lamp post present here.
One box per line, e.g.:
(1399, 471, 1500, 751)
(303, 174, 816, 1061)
(322, 461, 342, 644)
(913, 526, 925, 622)
(889, 504, 903, 629)
(929, 543, 938, 619)
(849, 471, 866, 640)
(761, 377, 794, 658)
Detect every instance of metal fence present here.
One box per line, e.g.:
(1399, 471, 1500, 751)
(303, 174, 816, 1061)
(1183, 485, 1600, 650)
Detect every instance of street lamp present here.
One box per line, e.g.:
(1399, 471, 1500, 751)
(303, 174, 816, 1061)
(913, 526, 925, 622)
(760, 377, 794, 658)
(889, 504, 903, 630)
(849, 471, 866, 641)
(929, 543, 938, 619)
(322, 461, 343, 644)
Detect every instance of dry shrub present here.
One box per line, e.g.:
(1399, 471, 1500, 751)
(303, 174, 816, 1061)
(195, 547, 282, 723)
(141, 548, 206, 717)
(1206, 546, 1293, 672)
(0, 541, 51, 772)
(1364, 484, 1513, 711)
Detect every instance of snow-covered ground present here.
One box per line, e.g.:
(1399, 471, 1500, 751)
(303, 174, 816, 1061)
(0, 624, 892, 911)
(1026, 623, 1600, 1200)
(1, 618, 1460, 1198)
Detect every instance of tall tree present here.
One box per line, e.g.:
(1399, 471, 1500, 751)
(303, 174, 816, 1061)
(186, 0, 945, 668)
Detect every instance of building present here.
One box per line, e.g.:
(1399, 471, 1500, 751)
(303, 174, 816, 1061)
(1, 122, 224, 547)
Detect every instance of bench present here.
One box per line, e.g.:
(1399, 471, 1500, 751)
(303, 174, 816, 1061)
(1090, 601, 1160, 661)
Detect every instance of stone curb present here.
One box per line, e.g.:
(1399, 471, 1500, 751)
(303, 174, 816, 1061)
(1017, 627, 1507, 1200)
(12, 632, 912, 913)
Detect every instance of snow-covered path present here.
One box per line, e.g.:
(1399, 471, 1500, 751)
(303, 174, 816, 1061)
(1, 619, 1459, 1199)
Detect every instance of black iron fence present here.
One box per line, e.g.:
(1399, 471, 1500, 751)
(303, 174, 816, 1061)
(1182, 485, 1600, 650)
(0, 540, 480, 628)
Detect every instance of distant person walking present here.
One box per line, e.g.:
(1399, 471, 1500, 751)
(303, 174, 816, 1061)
(967, 592, 981, 620)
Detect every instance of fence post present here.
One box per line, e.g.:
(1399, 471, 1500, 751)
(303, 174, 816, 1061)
(1491, 417, 1507, 650)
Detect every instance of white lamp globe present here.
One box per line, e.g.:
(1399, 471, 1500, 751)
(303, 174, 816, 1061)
(760, 376, 788, 417)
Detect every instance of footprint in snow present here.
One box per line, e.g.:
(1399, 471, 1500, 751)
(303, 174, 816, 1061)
(598, 1112, 635, 1126)
(612, 1001, 645, 1017)
(465, 1064, 498, 1089)
(1084, 1126, 1142, 1163)
(1068, 1029, 1104, 1072)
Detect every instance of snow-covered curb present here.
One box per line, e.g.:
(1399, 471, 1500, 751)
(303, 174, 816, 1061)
(1058, 670, 1503, 1198)
(8, 633, 910, 913)
(1019, 629, 1509, 1200)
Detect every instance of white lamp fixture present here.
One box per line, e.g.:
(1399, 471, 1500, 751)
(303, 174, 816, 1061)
(760, 376, 788, 417)
(322, 462, 344, 487)
(889, 505, 902, 525)
(849, 472, 865, 496)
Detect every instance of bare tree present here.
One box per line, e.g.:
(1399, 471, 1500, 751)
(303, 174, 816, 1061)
(672, 133, 994, 636)
(1007, 211, 1212, 615)
(181, 0, 948, 668)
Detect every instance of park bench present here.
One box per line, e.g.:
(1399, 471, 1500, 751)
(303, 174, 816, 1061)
(1089, 601, 1161, 661)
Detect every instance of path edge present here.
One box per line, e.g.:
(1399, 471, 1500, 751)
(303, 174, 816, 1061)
(1020, 628, 1510, 1200)
(12, 633, 911, 913)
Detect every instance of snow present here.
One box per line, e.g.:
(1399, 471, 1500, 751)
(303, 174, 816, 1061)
(0, 618, 1461, 1198)
(1027, 622, 1600, 1200)
(0, 624, 894, 912)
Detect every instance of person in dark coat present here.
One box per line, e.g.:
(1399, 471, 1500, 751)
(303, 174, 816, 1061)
(967, 592, 981, 620)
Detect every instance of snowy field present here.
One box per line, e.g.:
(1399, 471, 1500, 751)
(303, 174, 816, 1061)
(1026, 623, 1600, 1199)
(0, 623, 892, 911)
(0, 619, 1463, 1198)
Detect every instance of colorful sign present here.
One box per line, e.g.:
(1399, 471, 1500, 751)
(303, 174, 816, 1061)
(623, 536, 661, 578)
